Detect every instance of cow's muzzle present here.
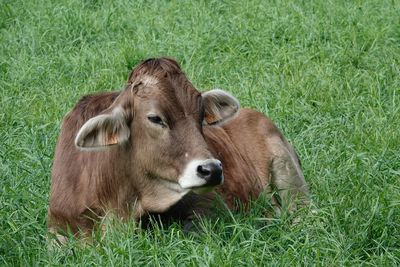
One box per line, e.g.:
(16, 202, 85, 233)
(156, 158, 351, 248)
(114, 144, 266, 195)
(178, 159, 224, 190)
(196, 160, 223, 186)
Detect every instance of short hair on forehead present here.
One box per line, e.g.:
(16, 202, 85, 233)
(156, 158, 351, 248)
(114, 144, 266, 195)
(128, 57, 183, 82)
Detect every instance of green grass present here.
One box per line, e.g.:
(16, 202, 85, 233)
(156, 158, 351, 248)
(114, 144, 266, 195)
(1, 0, 399, 265)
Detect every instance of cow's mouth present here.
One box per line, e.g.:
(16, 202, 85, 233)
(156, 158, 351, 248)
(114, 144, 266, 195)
(160, 177, 218, 194)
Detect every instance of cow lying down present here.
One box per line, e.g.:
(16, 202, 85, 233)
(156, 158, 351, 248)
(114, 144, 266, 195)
(48, 57, 310, 241)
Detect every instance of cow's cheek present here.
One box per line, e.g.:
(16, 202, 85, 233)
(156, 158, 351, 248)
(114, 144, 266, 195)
(149, 138, 182, 181)
(152, 152, 182, 182)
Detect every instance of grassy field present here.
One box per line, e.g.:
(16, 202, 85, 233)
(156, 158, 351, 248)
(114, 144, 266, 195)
(1, 0, 399, 265)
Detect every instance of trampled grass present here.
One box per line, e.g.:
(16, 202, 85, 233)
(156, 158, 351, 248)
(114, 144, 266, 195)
(1, 0, 399, 265)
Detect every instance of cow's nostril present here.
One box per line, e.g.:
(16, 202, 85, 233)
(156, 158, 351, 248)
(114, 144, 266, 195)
(196, 160, 223, 186)
(197, 165, 211, 177)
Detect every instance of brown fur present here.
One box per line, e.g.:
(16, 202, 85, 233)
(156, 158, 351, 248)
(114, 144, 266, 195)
(48, 57, 309, 237)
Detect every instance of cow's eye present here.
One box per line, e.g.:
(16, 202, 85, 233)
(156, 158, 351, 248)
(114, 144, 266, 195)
(147, 115, 166, 127)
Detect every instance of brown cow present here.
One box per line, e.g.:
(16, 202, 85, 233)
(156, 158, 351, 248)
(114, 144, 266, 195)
(48, 57, 309, 240)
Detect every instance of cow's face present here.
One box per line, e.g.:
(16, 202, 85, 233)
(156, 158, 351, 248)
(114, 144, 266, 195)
(74, 59, 239, 209)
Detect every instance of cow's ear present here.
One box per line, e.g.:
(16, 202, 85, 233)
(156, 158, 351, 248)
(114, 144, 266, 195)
(75, 107, 130, 150)
(202, 89, 240, 125)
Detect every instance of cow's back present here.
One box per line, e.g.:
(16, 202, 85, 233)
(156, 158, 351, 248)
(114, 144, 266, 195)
(204, 108, 292, 208)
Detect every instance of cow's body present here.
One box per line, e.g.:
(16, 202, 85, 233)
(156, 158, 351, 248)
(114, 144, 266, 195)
(48, 58, 309, 237)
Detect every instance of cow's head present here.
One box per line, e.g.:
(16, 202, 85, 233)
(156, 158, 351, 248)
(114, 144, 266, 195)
(74, 58, 239, 213)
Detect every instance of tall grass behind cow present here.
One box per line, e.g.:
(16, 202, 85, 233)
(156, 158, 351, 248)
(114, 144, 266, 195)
(48, 57, 310, 241)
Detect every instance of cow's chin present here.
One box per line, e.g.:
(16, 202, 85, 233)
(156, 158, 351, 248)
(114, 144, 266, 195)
(191, 186, 215, 194)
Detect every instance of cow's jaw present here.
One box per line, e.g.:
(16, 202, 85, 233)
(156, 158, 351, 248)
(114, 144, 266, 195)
(135, 178, 190, 217)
